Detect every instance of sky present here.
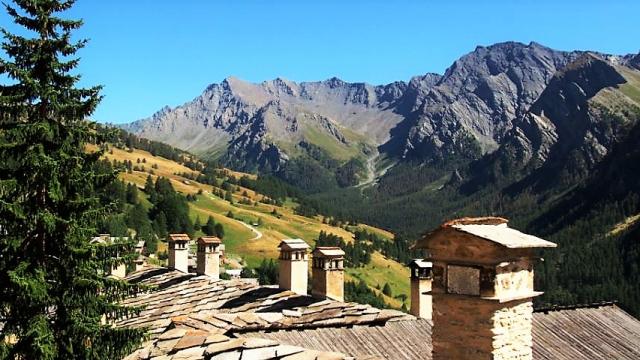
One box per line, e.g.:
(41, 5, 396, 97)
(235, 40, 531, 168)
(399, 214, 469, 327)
(1, 0, 639, 124)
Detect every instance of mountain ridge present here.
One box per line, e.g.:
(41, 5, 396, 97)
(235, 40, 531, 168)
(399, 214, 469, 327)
(122, 42, 637, 187)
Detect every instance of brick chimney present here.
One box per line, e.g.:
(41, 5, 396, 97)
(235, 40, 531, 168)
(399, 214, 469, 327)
(408, 259, 433, 320)
(168, 233, 190, 273)
(414, 217, 557, 360)
(197, 236, 222, 279)
(278, 239, 310, 295)
(311, 246, 345, 301)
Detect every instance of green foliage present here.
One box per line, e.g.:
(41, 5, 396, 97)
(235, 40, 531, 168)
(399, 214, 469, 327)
(203, 216, 217, 237)
(253, 259, 278, 285)
(214, 223, 225, 239)
(382, 283, 392, 297)
(148, 177, 193, 236)
(0, 1, 145, 358)
(335, 158, 366, 187)
(345, 280, 386, 309)
(316, 231, 371, 267)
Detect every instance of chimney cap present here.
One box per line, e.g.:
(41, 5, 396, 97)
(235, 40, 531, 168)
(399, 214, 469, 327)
(197, 236, 221, 244)
(278, 238, 310, 251)
(313, 246, 345, 258)
(408, 259, 433, 268)
(168, 233, 190, 242)
(442, 216, 509, 227)
(416, 217, 557, 250)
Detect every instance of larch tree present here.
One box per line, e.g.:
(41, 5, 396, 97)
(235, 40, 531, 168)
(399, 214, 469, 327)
(0, 1, 146, 359)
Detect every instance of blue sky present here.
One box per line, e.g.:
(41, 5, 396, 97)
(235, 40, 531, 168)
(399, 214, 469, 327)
(1, 0, 639, 123)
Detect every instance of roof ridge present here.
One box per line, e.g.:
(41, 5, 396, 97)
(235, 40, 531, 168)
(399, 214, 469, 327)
(534, 300, 618, 313)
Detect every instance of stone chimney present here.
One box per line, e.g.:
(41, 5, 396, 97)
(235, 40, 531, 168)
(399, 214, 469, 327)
(168, 233, 190, 273)
(197, 236, 222, 279)
(408, 259, 433, 320)
(278, 239, 310, 295)
(311, 246, 345, 301)
(414, 217, 557, 359)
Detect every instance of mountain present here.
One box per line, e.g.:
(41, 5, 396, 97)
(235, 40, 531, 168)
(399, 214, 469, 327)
(466, 53, 639, 193)
(120, 41, 640, 316)
(124, 76, 407, 174)
(124, 42, 594, 179)
(392, 42, 582, 161)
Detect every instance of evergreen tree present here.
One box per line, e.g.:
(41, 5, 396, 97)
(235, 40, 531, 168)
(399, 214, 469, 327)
(144, 174, 155, 194)
(193, 216, 202, 231)
(126, 182, 138, 204)
(214, 223, 225, 239)
(203, 216, 216, 236)
(382, 283, 393, 297)
(0, 1, 145, 358)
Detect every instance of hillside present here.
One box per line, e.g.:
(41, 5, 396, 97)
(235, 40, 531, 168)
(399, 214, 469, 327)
(87, 142, 408, 309)
(119, 42, 640, 315)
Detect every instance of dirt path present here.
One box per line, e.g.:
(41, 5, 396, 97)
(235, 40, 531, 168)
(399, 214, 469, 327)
(205, 191, 263, 241)
(236, 219, 262, 240)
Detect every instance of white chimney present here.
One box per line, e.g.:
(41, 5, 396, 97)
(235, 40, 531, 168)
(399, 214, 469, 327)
(409, 259, 433, 320)
(311, 246, 345, 301)
(197, 236, 222, 279)
(278, 239, 310, 295)
(167, 233, 190, 273)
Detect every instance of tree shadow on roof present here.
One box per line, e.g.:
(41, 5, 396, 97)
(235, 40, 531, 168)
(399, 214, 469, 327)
(220, 287, 283, 309)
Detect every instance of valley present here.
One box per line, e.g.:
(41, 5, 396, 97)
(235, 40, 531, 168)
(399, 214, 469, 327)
(120, 42, 640, 317)
(88, 142, 409, 309)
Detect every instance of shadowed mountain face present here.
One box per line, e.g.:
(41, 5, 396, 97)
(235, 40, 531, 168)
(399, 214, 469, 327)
(123, 42, 595, 173)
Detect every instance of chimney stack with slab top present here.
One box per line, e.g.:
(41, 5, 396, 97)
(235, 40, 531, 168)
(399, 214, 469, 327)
(414, 217, 557, 360)
(278, 239, 310, 295)
(197, 236, 222, 279)
(408, 259, 433, 320)
(312, 246, 345, 301)
(168, 233, 190, 273)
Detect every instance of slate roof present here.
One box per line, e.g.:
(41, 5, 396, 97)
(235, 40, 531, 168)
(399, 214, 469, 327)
(407, 259, 432, 268)
(119, 267, 640, 359)
(451, 223, 557, 249)
(117, 267, 412, 340)
(248, 304, 640, 360)
(123, 327, 357, 360)
(414, 217, 557, 250)
(197, 236, 221, 245)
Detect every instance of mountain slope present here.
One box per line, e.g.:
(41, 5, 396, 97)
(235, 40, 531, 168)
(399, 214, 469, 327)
(124, 42, 597, 178)
(90, 142, 409, 308)
(466, 53, 639, 193)
(394, 42, 582, 161)
(124, 76, 407, 173)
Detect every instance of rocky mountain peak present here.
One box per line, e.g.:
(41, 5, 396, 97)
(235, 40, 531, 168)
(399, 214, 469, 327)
(398, 41, 582, 161)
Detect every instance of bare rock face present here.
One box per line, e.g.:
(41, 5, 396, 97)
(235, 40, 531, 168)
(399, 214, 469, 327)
(124, 74, 409, 171)
(466, 53, 637, 192)
(397, 42, 583, 162)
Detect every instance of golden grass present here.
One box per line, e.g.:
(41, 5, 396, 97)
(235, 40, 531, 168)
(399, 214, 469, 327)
(88, 143, 409, 308)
